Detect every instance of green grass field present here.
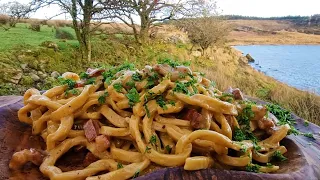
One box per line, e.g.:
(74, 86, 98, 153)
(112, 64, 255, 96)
(0, 23, 78, 51)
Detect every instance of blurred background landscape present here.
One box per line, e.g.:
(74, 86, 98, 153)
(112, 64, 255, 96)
(0, 0, 319, 125)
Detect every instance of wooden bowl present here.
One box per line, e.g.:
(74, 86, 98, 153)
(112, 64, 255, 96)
(0, 96, 319, 180)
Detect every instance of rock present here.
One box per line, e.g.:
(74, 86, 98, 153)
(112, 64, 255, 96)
(20, 63, 28, 70)
(37, 71, 47, 79)
(51, 71, 60, 78)
(246, 53, 255, 62)
(191, 51, 202, 57)
(30, 73, 40, 82)
(9, 72, 23, 84)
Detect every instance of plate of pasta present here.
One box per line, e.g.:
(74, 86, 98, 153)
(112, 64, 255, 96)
(1, 61, 319, 180)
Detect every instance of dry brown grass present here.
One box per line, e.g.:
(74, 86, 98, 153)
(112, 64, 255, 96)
(192, 47, 320, 125)
(228, 31, 320, 45)
(228, 20, 293, 31)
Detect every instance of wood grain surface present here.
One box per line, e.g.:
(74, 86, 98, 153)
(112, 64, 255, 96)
(0, 96, 319, 180)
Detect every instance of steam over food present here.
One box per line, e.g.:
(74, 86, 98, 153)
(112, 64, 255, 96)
(11, 61, 291, 179)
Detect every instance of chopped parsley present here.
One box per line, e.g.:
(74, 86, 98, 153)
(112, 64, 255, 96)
(126, 88, 140, 107)
(240, 144, 247, 153)
(182, 61, 191, 66)
(145, 146, 151, 153)
(266, 103, 299, 135)
(237, 104, 254, 126)
(65, 88, 80, 97)
(303, 132, 315, 139)
(165, 145, 172, 154)
(272, 150, 287, 161)
(169, 100, 176, 106)
(102, 62, 136, 84)
(200, 72, 206, 77)
(98, 92, 109, 104)
(144, 104, 150, 118)
(304, 121, 309, 127)
(58, 77, 76, 90)
(145, 73, 159, 89)
(233, 128, 261, 151)
(158, 58, 180, 68)
(85, 77, 96, 85)
(117, 162, 123, 169)
(79, 72, 89, 79)
(126, 80, 136, 89)
(132, 169, 140, 179)
(156, 96, 168, 110)
(245, 164, 261, 173)
(113, 83, 123, 92)
(173, 81, 190, 94)
(266, 163, 274, 168)
(132, 72, 142, 81)
(210, 81, 216, 87)
(149, 135, 157, 145)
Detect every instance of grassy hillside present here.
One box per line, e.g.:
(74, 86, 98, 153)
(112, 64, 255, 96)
(227, 19, 320, 45)
(0, 22, 319, 125)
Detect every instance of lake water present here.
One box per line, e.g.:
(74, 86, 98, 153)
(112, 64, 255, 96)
(234, 45, 320, 94)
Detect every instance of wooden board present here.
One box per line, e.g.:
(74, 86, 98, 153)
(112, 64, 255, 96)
(0, 96, 319, 180)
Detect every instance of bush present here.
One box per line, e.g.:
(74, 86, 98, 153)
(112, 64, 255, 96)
(30, 23, 41, 32)
(55, 29, 75, 40)
(0, 14, 9, 25)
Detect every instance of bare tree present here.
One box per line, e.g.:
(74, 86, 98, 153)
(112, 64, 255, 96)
(0, 1, 31, 27)
(176, 1, 230, 56)
(101, 0, 207, 44)
(31, 0, 109, 61)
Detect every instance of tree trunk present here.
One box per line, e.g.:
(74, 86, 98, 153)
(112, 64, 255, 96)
(70, 0, 92, 62)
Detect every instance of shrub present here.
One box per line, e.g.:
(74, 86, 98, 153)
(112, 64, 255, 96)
(0, 15, 9, 25)
(55, 29, 75, 40)
(30, 23, 41, 32)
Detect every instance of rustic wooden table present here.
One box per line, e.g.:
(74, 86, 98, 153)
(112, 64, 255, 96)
(0, 96, 319, 180)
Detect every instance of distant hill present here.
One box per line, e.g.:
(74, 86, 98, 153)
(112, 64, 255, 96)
(223, 14, 320, 27)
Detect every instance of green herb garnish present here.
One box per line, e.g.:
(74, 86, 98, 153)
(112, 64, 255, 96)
(145, 146, 151, 153)
(117, 162, 123, 169)
(272, 150, 287, 161)
(158, 58, 180, 68)
(156, 96, 168, 110)
(144, 104, 150, 118)
(126, 88, 140, 107)
(79, 72, 89, 79)
(58, 77, 76, 90)
(165, 145, 172, 154)
(132, 72, 142, 81)
(245, 164, 261, 173)
(149, 135, 157, 145)
(113, 83, 123, 92)
(266, 163, 273, 168)
(132, 169, 140, 178)
(303, 132, 315, 139)
(98, 92, 109, 104)
(85, 77, 96, 85)
(304, 121, 309, 127)
(126, 81, 136, 89)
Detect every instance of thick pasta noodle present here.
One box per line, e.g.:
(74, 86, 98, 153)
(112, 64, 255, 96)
(10, 62, 291, 179)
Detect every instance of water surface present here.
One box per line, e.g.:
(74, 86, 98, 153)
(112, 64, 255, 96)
(234, 45, 320, 94)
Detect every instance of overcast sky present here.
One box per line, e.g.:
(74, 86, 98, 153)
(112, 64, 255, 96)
(1, 0, 319, 19)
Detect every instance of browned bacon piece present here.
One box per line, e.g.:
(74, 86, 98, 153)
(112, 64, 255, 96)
(9, 148, 46, 170)
(83, 152, 99, 167)
(183, 109, 209, 129)
(86, 68, 105, 77)
(84, 119, 100, 142)
(153, 64, 192, 81)
(258, 117, 276, 134)
(225, 87, 244, 100)
(95, 135, 111, 152)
